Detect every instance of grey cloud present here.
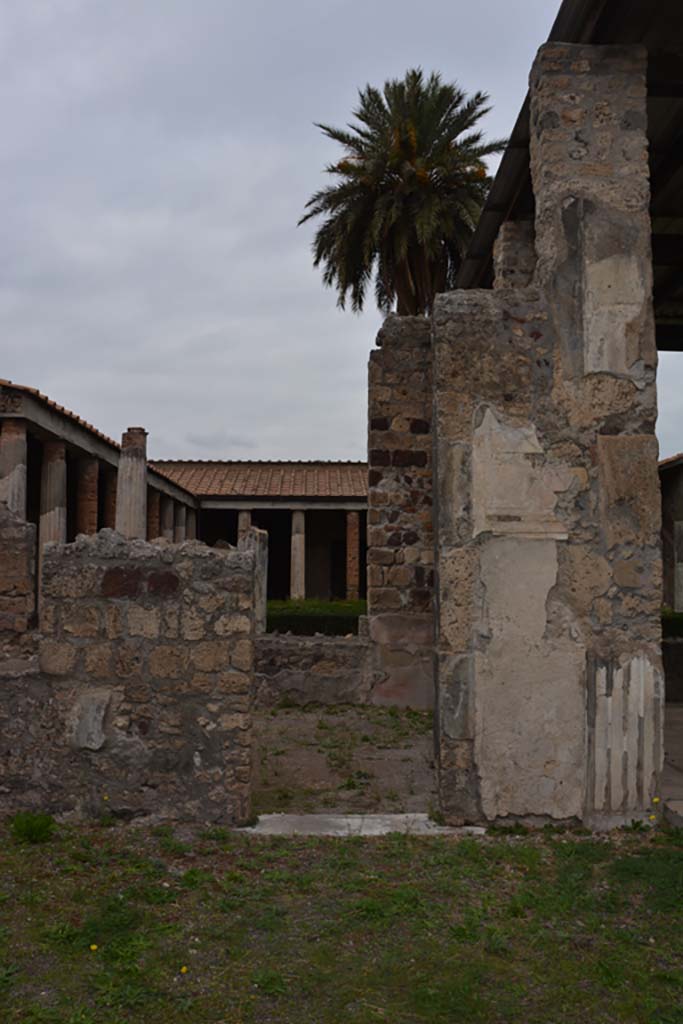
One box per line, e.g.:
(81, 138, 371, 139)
(7, 0, 679, 466)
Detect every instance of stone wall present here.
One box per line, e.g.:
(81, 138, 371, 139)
(367, 315, 434, 709)
(254, 634, 371, 707)
(432, 44, 663, 827)
(1, 530, 259, 823)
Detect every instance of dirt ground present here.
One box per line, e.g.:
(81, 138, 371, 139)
(252, 704, 437, 815)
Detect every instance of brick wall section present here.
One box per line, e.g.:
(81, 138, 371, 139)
(345, 511, 360, 600)
(0, 529, 259, 823)
(368, 314, 433, 614)
(366, 315, 434, 709)
(76, 458, 99, 536)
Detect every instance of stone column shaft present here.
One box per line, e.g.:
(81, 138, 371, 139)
(76, 457, 99, 535)
(290, 510, 306, 600)
(174, 503, 187, 543)
(238, 509, 251, 542)
(187, 507, 197, 541)
(160, 496, 174, 540)
(115, 427, 147, 539)
(147, 488, 161, 540)
(40, 440, 67, 548)
(0, 418, 27, 518)
(346, 510, 360, 600)
(675, 522, 683, 613)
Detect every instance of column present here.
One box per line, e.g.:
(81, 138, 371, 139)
(76, 457, 99, 535)
(238, 509, 251, 542)
(102, 468, 117, 528)
(174, 503, 187, 543)
(0, 419, 27, 518)
(160, 495, 174, 540)
(40, 440, 67, 548)
(675, 523, 683, 613)
(147, 488, 161, 540)
(115, 427, 147, 540)
(345, 511, 360, 600)
(186, 507, 197, 541)
(290, 510, 306, 600)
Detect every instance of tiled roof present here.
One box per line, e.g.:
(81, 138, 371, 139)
(151, 461, 369, 499)
(660, 452, 683, 472)
(1, 378, 119, 448)
(0, 379, 194, 498)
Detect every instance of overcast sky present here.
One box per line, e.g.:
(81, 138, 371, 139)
(2, 1, 681, 460)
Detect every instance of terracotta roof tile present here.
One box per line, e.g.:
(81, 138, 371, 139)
(151, 460, 368, 499)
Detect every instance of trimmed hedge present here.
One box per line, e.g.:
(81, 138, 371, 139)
(662, 608, 683, 639)
(267, 599, 367, 637)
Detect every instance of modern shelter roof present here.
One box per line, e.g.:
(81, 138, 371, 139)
(456, 0, 683, 351)
(151, 461, 368, 500)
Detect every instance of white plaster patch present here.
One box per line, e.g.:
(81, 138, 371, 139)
(474, 537, 586, 820)
(592, 655, 663, 814)
(472, 408, 573, 539)
(583, 254, 645, 375)
(67, 689, 111, 751)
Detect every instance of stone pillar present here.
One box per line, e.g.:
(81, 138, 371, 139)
(147, 488, 161, 540)
(238, 510, 251, 542)
(187, 507, 197, 541)
(674, 523, 683, 613)
(115, 428, 147, 540)
(290, 510, 306, 600)
(345, 511, 360, 600)
(0, 419, 27, 518)
(174, 503, 187, 543)
(102, 468, 117, 529)
(40, 440, 67, 548)
(493, 221, 536, 289)
(366, 315, 434, 709)
(76, 457, 99, 535)
(432, 43, 662, 828)
(160, 496, 174, 541)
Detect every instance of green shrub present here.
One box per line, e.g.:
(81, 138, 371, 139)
(662, 607, 683, 638)
(9, 812, 56, 845)
(267, 599, 366, 636)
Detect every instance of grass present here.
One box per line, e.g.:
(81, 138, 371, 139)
(1, 819, 683, 1023)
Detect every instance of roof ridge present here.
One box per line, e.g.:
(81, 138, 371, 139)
(150, 458, 368, 465)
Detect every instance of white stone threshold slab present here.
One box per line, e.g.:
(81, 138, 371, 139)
(241, 813, 486, 837)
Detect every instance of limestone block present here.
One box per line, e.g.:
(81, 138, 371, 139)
(39, 642, 77, 677)
(62, 604, 100, 638)
(148, 644, 190, 679)
(597, 435, 660, 548)
(191, 642, 226, 673)
(128, 605, 161, 639)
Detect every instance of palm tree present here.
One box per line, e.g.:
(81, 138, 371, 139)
(299, 68, 505, 316)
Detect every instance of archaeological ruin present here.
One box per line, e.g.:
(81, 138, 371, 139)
(3, 0, 683, 827)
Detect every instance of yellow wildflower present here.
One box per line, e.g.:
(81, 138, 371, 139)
(653, 797, 660, 805)
(649, 814, 657, 822)
(180, 966, 189, 975)
(90, 944, 98, 952)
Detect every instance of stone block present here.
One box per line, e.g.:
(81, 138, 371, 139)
(149, 644, 190, 679)
(127, 604, 161, 639)
(39, 641, 77, 677)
